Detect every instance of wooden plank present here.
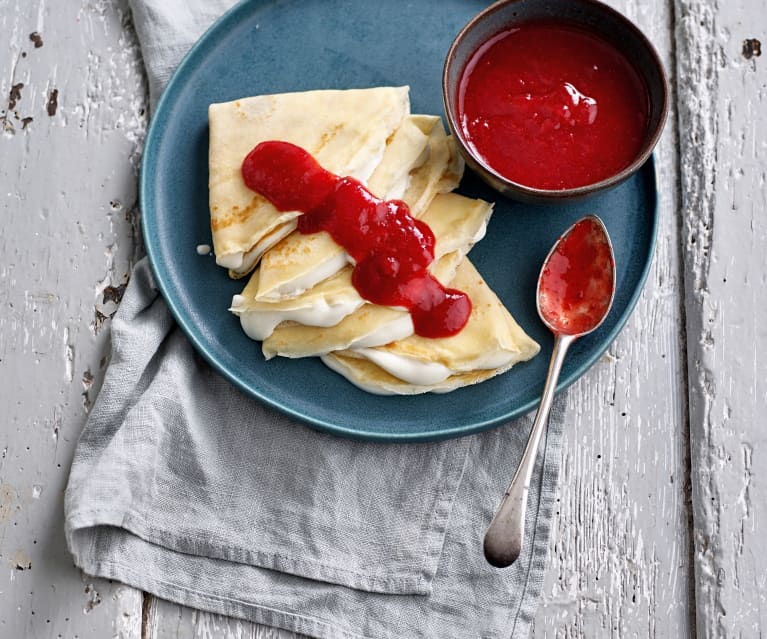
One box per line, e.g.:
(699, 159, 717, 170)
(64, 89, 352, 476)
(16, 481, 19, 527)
(0, 0, 146, 636)
(530, 0, 695, 635)
(145, 597, 303, 639)
(675, 0, 767, 635)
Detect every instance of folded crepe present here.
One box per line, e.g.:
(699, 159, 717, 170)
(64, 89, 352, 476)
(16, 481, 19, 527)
(252, 116, 463, 302)
(258, 250, 463, 359)
(233, 192, 493, 344)
(208, 86, 410, 278)
(321, 258, 541, 395)
(213, 86, 539, 395)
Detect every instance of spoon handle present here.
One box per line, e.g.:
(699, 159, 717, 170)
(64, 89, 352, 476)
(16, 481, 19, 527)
(483, 333, 574, 568)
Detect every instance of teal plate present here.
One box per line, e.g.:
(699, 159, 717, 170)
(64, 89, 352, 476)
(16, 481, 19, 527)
(141, 0, 658, 442)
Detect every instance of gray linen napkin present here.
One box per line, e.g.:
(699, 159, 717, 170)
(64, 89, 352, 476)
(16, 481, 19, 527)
(64, 1, 567, 637)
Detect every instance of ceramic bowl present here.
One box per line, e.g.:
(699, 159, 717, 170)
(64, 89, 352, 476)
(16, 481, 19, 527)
(442, 0, 669, 204)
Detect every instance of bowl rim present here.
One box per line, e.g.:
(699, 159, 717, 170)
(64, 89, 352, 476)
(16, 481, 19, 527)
(441, 0, 670, 200)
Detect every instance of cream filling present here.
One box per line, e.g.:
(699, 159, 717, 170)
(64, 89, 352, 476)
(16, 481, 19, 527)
(233, 297, 363, 341)
(348, 315, 415, 349)
(258, 251, 350, 301)
(217, 251, 245, 270)
(351, 348, 453, 385)
(348, 347, 518, 386)
(470, 218, 488, 245)
(216, 219, 298, 273)
(382, 172, 411, 202)
(347, 142, 388, 187)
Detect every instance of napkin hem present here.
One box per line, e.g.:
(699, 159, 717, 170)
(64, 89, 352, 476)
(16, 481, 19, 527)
(67, 508, 436, 595)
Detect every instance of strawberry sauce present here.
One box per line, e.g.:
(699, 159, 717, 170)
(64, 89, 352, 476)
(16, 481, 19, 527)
(241, 141, 471, 338)
(457, 21, 650, 190)
(537, 217, 615, 335)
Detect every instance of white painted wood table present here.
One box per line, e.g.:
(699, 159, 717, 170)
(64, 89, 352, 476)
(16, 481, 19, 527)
(1, 0, 764, 637)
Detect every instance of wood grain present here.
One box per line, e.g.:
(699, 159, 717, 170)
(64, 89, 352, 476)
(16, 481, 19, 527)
(0, 0, 147, 636)
(675, 0, 767, 635)
(144, 597, 301, 639)
(529, 0, 695, 636)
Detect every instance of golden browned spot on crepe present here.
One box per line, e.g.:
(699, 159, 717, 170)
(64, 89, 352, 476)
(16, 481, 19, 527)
(312, 124, 344, 156)
(210, 194, 267, 231)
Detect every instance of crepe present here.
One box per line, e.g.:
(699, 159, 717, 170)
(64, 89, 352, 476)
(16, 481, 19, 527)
(259, 250, 466, 359)
(212, 86, 538, 396)
(321, 259, 541, 395)
(366, 114, 440, 200)
(253, 117, 463, 302)
(208, 86, 410, 278)
(234, 192, 493, 343)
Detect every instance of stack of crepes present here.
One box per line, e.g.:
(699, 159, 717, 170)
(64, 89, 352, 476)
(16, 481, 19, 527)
(207, 86, 540, 394)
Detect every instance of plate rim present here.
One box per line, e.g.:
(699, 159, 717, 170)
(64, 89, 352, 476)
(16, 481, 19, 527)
(139, 0, 660, 442)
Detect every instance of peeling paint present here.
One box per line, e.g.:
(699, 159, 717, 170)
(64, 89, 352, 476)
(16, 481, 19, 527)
(11, 551, 32, 572)
(46, 88, 58, 116)
(81, 369, 94, 412)
(742, 38, 761, 59)
(64, 327, 75, 383)
(83, 583, 102, 613)
(91, 308, 111, 334)
(102, 280, 127, 305)
(0, 483, 16, 522)
(8, 83, 24, 111)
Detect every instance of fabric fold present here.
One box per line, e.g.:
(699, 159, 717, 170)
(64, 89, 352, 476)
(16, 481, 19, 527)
(66, 259, 474, 596)
(66, 330, 566, 637)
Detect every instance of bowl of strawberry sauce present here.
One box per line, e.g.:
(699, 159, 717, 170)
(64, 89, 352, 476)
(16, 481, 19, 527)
(442, 0, 668, 204)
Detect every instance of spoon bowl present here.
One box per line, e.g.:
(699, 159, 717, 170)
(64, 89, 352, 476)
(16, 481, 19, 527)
(537, 215, 617, 337)
(483, 215, 615, 568)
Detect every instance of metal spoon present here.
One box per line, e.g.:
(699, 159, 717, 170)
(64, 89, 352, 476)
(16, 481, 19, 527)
(483, 214, 616, 568)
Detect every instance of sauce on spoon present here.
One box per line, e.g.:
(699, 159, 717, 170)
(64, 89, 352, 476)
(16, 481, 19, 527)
(537, 216, 615, 335)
